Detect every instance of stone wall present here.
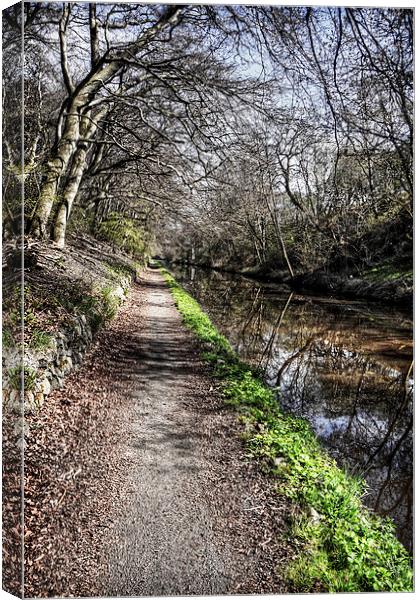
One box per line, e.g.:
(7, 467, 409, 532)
(2, 276, 133, 414)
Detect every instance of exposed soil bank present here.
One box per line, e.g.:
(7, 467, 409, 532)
(12, 269, 293, 597)
(171, 260, 412, 306)
(3, 237, 137, 416)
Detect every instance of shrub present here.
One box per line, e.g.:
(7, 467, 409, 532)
(98, 213, 145, 258)
(29, 329, 53, 350)
(2, 327, 15, 349)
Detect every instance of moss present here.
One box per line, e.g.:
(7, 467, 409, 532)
(28, 329, 53, 350)
(361, 262, 413, 284)
(162, 267, 413, 593)
(99, 285, 121, 321)
(73, 280, 131, 331)
(7, 365, 37, 391)
(98, 212, 146, 259)
(105, 263, 136, 282)
(2, 327, 15, 349)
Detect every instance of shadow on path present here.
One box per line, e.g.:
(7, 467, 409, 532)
(102, 270, 235, 596)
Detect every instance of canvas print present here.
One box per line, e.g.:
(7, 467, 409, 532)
(2, 1, 413, 597)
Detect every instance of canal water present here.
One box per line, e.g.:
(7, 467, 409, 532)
(171, 265, 413, 552)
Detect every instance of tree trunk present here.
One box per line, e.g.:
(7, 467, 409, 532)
(264, 194, 295, 279)
(30, 106, 80, 237)
(277, 225, 295, 279)
(53, 108, 107, 247)
(30, 62, 120, 238)
(52, 141, 89, 247)
(30, 5, 184, 240)
(91, 185, 109, 232)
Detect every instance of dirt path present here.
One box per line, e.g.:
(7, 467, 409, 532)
(24, 269, 292, 597)
(104, 270, 236, 595)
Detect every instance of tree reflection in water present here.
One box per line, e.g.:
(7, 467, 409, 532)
(172, 265, 413, 552)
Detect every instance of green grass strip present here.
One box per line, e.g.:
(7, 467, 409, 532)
(161, 268, 413, 593)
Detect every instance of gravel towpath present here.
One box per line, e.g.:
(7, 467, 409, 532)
(103, 270, 235, 595)
(24, 268, 292, 597)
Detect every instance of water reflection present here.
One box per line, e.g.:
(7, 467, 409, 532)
(171, 265, 413, 552)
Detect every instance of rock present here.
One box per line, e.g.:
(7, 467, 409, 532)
(73, 352, 83, 365)
(43, 369, 53, 381)
(2, 277, 126, 414)
(40, 378, 51, 395)
(23, 391, 36, 413)
(56, 341, 66, 354)
(51, 374, 64, 389)
(60, 356, 73, 372)
(52, 367, 64, 380)
(49, 337, 58, 352)
(273, 456, 287, 468)
(64, 330, 74, 342)
(34, 392, 44, 408)
(74, 323, 82, 336)
(114, 286, 125, 302)
(309, 507, 322, 524)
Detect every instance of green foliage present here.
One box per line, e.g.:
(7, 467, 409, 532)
(362, 262, 413, 284)
(70, 283, 128, 331)
(2, 327, 15, 349)
(24, 307, 38, 328)
(13, 259, 135, 344)
(22, 284, 53, 333)
(148, 258, 161, 268)
(162, 268, 413, 593)
(38, 275, 124, 333)
(4, 285, 22, 328)
(98, 213, 145, 258)
(106, 262, 135, 282)
(8, 308, 21, 327)
(29, 329, 53, 350)
(99, 285, 120, 321)
(7, 365, 37, 391)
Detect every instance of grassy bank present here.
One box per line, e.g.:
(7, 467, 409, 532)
(161, 268, 413, 593)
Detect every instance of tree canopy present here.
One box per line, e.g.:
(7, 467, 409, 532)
(2, 2, 413, 274)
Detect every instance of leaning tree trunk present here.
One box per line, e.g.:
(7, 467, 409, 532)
(277, 224, 294, 279)
(52, 108, 106, 247)
(30, 106, 81, 238)
(90, 180, 110, 232)
(30, 5, 184, 241)
(52, 142, 88, 247)
(30, 70, 117, 239)
(264, 194, 295, 279)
